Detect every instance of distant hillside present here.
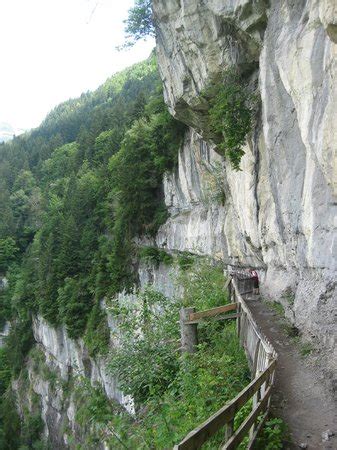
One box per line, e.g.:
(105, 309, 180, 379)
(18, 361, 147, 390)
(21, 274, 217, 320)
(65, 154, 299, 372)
(0, 122, 25, 143)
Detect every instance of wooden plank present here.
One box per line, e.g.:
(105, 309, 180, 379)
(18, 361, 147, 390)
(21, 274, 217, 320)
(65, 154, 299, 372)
(184, 313, 240, 325)
(174, 360, 276, 450)
(236, 302, 241, 337)
(222, 385, 272, 450)
(189, 303, 237, 321)
(252, 340, 261, 377)
(247, 409, 269, 450)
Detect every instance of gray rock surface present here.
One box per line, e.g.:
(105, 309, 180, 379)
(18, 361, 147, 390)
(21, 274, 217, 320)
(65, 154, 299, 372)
(153, 0, 337, 376)
(32, 315, 133, 413)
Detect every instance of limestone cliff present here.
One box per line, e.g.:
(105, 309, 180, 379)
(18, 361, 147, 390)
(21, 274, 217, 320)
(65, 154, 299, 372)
(153, 0, 337, 376)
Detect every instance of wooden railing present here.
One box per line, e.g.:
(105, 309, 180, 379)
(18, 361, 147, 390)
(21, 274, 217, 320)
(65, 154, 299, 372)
(175, 276, 277, 449)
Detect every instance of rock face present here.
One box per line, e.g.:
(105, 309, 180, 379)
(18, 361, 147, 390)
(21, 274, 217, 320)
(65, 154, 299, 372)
(153, 0, 267, 133)
(25, 315, 133, 448)
(153, 0, 337, 376)
(18, 261, 177, 448)
(32, 315, 133, 411)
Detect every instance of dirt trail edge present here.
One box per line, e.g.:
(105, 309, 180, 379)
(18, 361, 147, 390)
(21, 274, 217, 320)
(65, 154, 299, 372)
(244, 295, 337, 449)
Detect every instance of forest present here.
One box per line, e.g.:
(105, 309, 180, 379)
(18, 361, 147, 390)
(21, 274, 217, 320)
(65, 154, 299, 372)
(0, 53, 189, 446)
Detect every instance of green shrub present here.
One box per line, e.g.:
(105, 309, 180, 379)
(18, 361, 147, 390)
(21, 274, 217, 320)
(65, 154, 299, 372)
(178, 258, 228, 309)
(105, 263, 251, 448)
(0, 237, 18, 273)
(0, 348, 11, 396)
(256, 417, 287, 449)
(176, 252, 195, 271)
(0, 390, 21, 450)
(208, 70, 254, 170)
(139, 246, 173, 266)
(109, 288, 180, 403)
(20, 413, 44, 449)
(105, 319, 250, 449)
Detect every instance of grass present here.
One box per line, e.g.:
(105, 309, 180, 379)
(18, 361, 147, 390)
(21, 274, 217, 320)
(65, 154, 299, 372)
(267, 300, 285, 316)
(263, 299, 315, 359)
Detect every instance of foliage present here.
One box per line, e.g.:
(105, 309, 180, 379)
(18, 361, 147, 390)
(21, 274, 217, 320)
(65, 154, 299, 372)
(83, 302, 110, 357)
(5, 318, 34, 376)
(57, 277, 92, 339)
(143, 322, 249, 448)
(0, 348, 11, 397)
(109, 95, 185, 237)
(109, 288, 180, 404)
(138, 246, 173, 266)
(121, 0, 154, 49)
(102, 319, 250, 448)
(0, 237, 18, 273)
(65, 281, 249, 449)
(74, 379, 134, 449)
(19, 413, 44, 450)
(104, 264, 251, 448)
(177, 258, 228, 309)
(0, 55, 185, 342)
(107, 93, 185, 295)
(0, 350, 38, 449)
(0, 389, 21, 450)
(208, 70, 254, 170)
(256, 417, 287, 449)
(176, 251, 195, 271)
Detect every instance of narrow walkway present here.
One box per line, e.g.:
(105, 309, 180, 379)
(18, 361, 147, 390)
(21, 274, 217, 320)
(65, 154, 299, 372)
(244, 295, 337, 450)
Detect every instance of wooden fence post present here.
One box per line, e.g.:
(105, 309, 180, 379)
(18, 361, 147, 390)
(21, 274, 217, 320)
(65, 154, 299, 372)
(224, 418, 234, 443)
(228, 278, 233, 302)
(236, 302, 241, 338)
(180, 307, 198, 353)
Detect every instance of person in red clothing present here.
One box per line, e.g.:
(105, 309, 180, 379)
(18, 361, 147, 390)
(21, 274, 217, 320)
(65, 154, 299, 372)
(249, 269, 259, 294)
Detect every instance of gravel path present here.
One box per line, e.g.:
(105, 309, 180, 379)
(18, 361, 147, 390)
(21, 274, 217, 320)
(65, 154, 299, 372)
(244, 295, 337, 449)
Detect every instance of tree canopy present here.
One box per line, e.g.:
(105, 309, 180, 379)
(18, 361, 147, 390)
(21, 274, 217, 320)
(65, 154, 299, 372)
(0, 54, 185, 339)
(120, 0, 155, 49)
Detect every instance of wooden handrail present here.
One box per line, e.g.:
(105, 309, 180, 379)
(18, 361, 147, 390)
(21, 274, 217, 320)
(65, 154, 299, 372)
(188, 303, 237, 321)
(174, 276, 278, 449)
(173, 360, 276, 450)
(222, 385, 272, 449)
(231, 278, 274, 356)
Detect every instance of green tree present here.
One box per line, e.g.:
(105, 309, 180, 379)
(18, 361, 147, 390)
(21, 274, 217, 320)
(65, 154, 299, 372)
(121, 0, 154, 49)
(0, 237, 18, 273)
(0, 390, 21, 450)
(57, 277, 92, 339)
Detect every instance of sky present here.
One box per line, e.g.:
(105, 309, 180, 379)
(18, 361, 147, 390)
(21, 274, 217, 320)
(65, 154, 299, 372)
(0, 0, 155, 131)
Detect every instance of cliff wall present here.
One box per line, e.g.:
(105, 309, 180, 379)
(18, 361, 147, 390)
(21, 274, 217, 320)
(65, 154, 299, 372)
(153, 0, 337, 375)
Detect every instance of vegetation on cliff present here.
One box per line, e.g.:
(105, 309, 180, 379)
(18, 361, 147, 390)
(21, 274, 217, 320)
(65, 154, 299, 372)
(0, 55, 184, 337)
(0, 55, 185, 447)
(208, 71, 255, 170)
(71, 261, 284, 449)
